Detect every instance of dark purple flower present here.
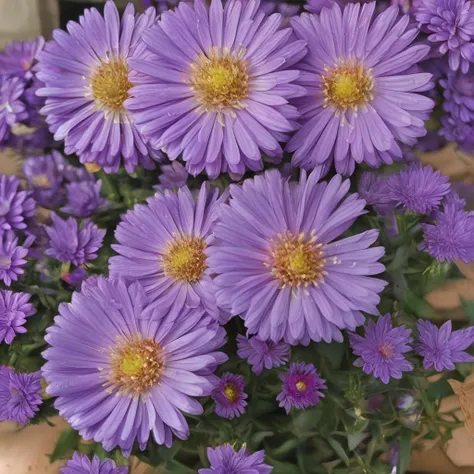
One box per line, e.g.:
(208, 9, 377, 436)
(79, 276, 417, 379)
(236, 335, 290, 375)
(127, 0, 306, 179)
(44, 213, 105, 265)
(440, 69, 474, 122)
(42, 277, 227, 454)
(61, 180, 105, 217)
(416, 0, 474, 73)
(36, 1, 160, 174)
(211, 373, 247, 419)
(0, 37, 44, 79)
(0, 76, 27, 142)
(416, 319, 474, 371)
(61, 453, 128, 474)
(0, 290, 36, 344)
(61, 267, 88, 286)
(277, 362, 327, 413)
(0, 231, 31, 286)
(349, 314, 413, 384)
(199, 444, 273, 474)
(288, 3, 434, 176)
(209, 169, 387, 345)
(155, 161, 189, 191)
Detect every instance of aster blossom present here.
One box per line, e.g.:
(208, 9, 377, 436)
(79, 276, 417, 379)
(211, 372, 247, 419)
(61, 179, 105, 217)
(288, 3, 434, 176)
(0, 231, 32, 286)
(358, 172, 394, 212)
(0, 76, 27, 143)
(416, 319, 474, 371)
(199, 444, 273, 474)
(0, 290, 36, 344)
(42, 277, 227, 454)
(209, 169, 387, 345)
(36, 1, 160, 174)
(127, 0, 306, 179)
(349, 314, 414, 384)
(0, 174, 36, 231)
(440, 68, 474, 122)
(277, 362, 327, 413)
(61, 453, 128, 474)
(0, 37, 44, 79)
(156, 161, 189, 191)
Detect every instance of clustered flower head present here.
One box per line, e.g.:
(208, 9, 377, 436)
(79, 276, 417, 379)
(0, 290, 36, 344)
(61, 452, 129, 474)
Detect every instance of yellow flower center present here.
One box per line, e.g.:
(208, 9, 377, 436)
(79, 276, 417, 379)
(91, 60, 132, 112)
(296, 380, 307, 392)
(84, 163, 102, 173)
(31, 174, 50, 188)
(162, 235, 207, 283)
(378, 343, 393, 360)
(0, 256, 12, 267)
(223, 383, 238, 401)
(268, 232, 326, 288)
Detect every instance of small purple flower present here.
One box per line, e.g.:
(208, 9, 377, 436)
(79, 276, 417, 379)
(61, 453, 128, 474)
(0, 366, 42, 425)
(236, 335, 290, 375)
(277, 362, 327, 414)
(211, 373, 247, 419)
(0, 175, 36, 232)
(416, 319, 474, 371)
(416, 0, 474, 73)
(0, 37, 45, 79)
(440, 69, 474, 122)
(0, 290, 36, 344)
(61, 180, 105, 217)
(358, 172, 394, 213)
(44, 213, 105, 265)
(387, 163, 451, 214)
(0, 232, 30, 286)
(349, 314, 413, 384)
(156, 161, 189, 191)
(61, 267, 88, 286)
(0, 76, 27, 142)
(199, 444, 273, 474)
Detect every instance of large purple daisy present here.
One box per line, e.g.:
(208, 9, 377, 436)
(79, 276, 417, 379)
(209, 169, 387, 345)
(288, 3, 434, 176)
(126, 0, 306, 179)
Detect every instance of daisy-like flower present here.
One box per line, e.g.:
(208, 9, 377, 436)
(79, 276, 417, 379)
(0, 174, 36, 232)
(42, 277, 227, 453)
(211, 373, 247, 419)
(61, 453, 128, 474)
(209, 169, 387, 345)
(440, 69, 474, 122)
(387, 163, 451, 214)
(0, 76, 27, 142)
(110, 183, 222, 322)
(416, 0, 474, 73)
(349, 314, 413, 384)
(288, 3, 434, 176)
(236, 334, 290, 375)
(0, 37, 45, 79)
(36, 1, 160, 174)
(61, 180, 105, 217)
(277, 362, 327, 413)
(127, 0, 306, 179)
(199, 444, 273, 474)
(155, 161, 189, 191)
(0, 290, 36, 344)
(44, 213, 105, 266)
(416, 319, 474, 371)
(0, 232, 31, 286)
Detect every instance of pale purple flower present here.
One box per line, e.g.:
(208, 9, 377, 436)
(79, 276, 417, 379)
(61, 180, 105, 217)
(0, 290, 36, 344)
(0, 175, 36, 232)
(358, 172, 394, 212)
(156, 161, 189, 191)
(0, 37, 44, 79)
(440, 69, 474, 122)
(0, 76, 27, 142)
(61, 453, 128, 474)
(211, 373, 247, 419)
(0, 231, 30, 286)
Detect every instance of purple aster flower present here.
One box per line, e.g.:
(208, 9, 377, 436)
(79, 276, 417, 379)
(127, 0, 306, 179)
(61, 453, 128, 474)
(42, 276, 227, 454)
(5, 123, 55, 154)
(453, 181, 474, 210)
(36, 1, 161, 174)
(199, 444, 273, 474)
(305, 0, 373, 14)
(387, 163, 451, 214)
(0, 37, 44, 79)
(349, 314, 414, 384)
(0, 175, 36, 232)
(44, 213, 105, 266)
(61, 180, 105, 217)
(416, 319, 474, 371)
(416, 0, 474, 73)
(440, 69, 474, 122)
(236, 334, 290, 375)
(63, 164, 96, 183)
(155, 161, 189, 191)
(0, 366, 42, 424)
(0, 290, 36, 344)
(211, 373, 247, 419)
(256, 0, 300, 18)
(358, 172, 394, 212)
(110, 183, 222, 322)
(0, 76, 27, 142)
(209, 169, 387, 345)
(439, 113, 474, 149)
(288, 3, 434, 176)
(61, 267, 88, 286)
(276, 362, 327, 413)
(0, 231, 31, 286)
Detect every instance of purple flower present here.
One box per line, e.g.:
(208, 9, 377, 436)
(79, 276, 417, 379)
(0, 76, 27, 142)
(0, 366, 42, 425)
(0, 37, 44, 79)
(209, 169, 387, 345)
(0, 175, 36, 232)
(0, 290, 36, 344)
(110, 183, 222, 322)
(277, 362, 327, 413)
(349, 314, 414, 384)
(236, 335, 290, 375)
(416, 319, 474, 371)
(257, 0, 300, 17)
(387, 163, 451, 214)
(44, 213, 105, 265)
(288, 3, 434, 176)
(61, 267, 88, 286)
(439, 113, 474, 151)
(0, 232, 30, 286)
(36, 1, 160, 174)
(211, 373, 247, 419)
(156, 161, 189, 191)
(440, 69, 474, 122)
(61, 180, 105, 217)
(127, 0, 306, 179)
(42, 277, 227, 454)
(61, 453, 128, 474)
(416, 0, 474, 73)
(358, 172, 394, 212)
(199, 444, 273, 474)
(305, 0, 371, 14)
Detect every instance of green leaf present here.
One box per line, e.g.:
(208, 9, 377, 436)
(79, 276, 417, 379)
(48, 428, 80, 462)
(327, 438, 350, 466)
(397, 429, 412, 474)
(317, 342, 345, 370)
(348, 432, 369, 451)
(426, 378, 452, 401)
